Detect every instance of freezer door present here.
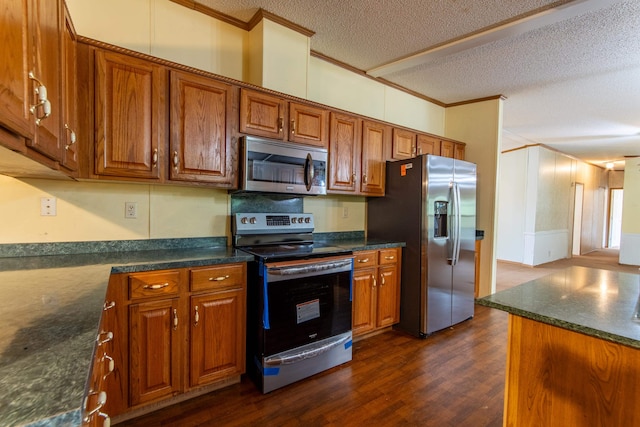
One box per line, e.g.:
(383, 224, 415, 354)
(451, 159, 477, 325)
(425, 155, 455, 334)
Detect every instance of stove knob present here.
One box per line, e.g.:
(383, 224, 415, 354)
(249, 217, 257, 224)
(240, 217, 248, 224)
(304, 217, 311, 224)
(291, 217, 297, 224)
(298, 217, 304, 223)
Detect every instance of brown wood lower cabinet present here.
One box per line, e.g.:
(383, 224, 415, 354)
(352, 248, 401, 338)
(92, 263, 246, 424)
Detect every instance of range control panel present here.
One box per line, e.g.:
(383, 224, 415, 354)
(233, 213, 314, 235)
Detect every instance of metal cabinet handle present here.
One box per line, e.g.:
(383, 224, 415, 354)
(64, 124, 77, 149)
(194, 305, 199, 326)
(291, 119, 296, 134)
(362, 174, 368, 184)
(152, 148, 158, 168)
(278, 117, 283, 132)
(372, 276, 377, 287)
(143, 282, 169, 290)
(28, 71, 51, 125)
(102, 353, 114, 379)
(103, 301, 115, 311)
(173, 308, 178, 330)
(83, 390, 107, 423)
(209, 275, 229, 281)
(357, 258, 369, 263)
(381, 274, 386, 286)
(384, 255, 395, 260)
(96, 331, 113, 346)
(173, 150, 179, 171)
(351, 173, 356, 184)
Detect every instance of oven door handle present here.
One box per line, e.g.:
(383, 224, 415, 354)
(267, 259, 353, 277)
(264, 333, 351, 366)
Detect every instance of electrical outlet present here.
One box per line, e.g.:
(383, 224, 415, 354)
(125, 202, 137, 219)
(40, 197, 57, 216)
(342, 206, 349, 218)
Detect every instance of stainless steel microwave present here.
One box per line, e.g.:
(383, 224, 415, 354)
(240, 136, 328, 195)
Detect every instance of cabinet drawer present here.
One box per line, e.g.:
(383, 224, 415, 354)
(129, 270, 180, 300)
(353, 251, 377, 269)
(379, 248, 399, 265)
(190, 264, 245, 292)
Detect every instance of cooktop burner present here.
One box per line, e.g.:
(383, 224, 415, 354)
(237, 242, 350, 261)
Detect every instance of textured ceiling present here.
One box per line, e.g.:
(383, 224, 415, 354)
(197, 0, 640, 169)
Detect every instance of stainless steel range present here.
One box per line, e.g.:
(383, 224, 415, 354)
(233, 213, 354, 393)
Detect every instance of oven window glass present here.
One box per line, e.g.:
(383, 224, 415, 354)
(262, 269, 351, 356)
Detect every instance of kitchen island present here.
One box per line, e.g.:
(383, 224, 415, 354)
(477, 266, 640, 427)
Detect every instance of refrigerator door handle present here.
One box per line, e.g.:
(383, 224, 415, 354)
(447, 183, 455, 264)
(452, 182, 462, 265)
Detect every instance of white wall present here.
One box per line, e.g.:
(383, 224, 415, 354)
(496, 145, 608, 267)
(620, 157, 640, 265)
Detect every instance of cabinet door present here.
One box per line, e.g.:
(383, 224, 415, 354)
(0, 0, 33, 139)
(239, 88, 285, 139)
(26, 0, 62, 161)
(129, 298, 181, 406)
(440, 140, 455, 158)
(361, 120, 387, 196)
(377, 264, 400, 328)
(454, 143, 466, 160)
(61, 5, 78, 171)
(417, 134, 440, 156)
(391, 128, 416, 160)
(352, 267, 377, 337)
(169, 71, 235, 185)
(95, 50, 166, 179)
(190, 289, 245, 388)
(288, 102, 328, 148)
(328, 112, 360, 193)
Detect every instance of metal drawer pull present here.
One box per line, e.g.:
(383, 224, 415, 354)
(96, 331, 113, 346)
(64, 124, 77, 149)
(373, 276, 377, 287)
(291, 119, 296, 134)
(143, 282, 169, 290)
(152, 148, 158, 168)
(103, 301, 116, 311)
(209, 275, 230, 281)
(194, 305, 199, 326)
(173, 309, 178, 330)
(384, 255, 395, 260)
(278, 117, 283, 132)
(381, 275, 386, 285)
(357, 258, 370, 263)
(173, 150, 179, 171)
(102, 353, 114, 379)
(83, 390, 107, 423)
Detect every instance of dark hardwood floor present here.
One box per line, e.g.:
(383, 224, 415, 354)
(119, 305, 508, 427)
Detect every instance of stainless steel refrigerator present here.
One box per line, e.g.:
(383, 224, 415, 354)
(367, 154, 477, 337)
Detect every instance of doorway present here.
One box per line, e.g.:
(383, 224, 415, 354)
(607, 188, 623, 248)
(572, 183, 584, 256)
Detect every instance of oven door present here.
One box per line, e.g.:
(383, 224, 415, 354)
(259, 255, 353, 356)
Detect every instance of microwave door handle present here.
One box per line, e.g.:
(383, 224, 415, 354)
(304, 153, 314, 191)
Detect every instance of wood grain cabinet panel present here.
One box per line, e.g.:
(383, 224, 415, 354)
(169, 70, 235, 186)
(352, 248, 401, 338)
(328, 112, 360, 193)
(391, 128, 416, 160)
(416, 134, 440, 156)
(360, 120, 387, 196)
(129, 298, 181, 406)
(288, 102, 328, 148)
(454, 143, 466, 160)
(440, 140, 455, 158)
(94, 49, 166, 179)
(239, 88, 285, 139)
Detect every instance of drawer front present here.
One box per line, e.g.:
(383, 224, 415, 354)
(353, 250, 377, 269)
(379, 248, 399, 265)
(190, 263, 245, 292)
(129, 270, 181, 300)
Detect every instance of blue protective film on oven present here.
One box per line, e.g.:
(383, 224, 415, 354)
(263, 367, 280, 376)
(345, 339, 352, 350)
(261, 263, 270, 329)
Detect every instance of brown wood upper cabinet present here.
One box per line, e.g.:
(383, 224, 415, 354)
(94, 49, 167, 180)
(391, 128, 416, 160)
(392, 128, 465, 161)
(169, 70, 237, 187)
(240, 88, 329, 148)
(416, 134, 440, 156)
(0, 0, 75, 174)
(328, 115, 387, 196)
(61, 4, 79, 172)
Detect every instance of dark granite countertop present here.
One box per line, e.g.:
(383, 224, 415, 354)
(0, 236, 403, 426)
(477, 266, 640, 349)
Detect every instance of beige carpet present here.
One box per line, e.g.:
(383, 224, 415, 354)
(495, 249, 639, 292)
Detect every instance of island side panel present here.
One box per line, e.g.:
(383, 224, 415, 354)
(504, 314, 640, 427)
